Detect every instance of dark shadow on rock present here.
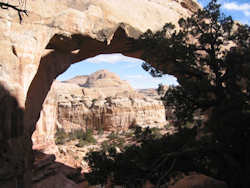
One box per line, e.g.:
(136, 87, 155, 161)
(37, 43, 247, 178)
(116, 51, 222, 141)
(0, 85, 85, 188)
(32, 150, 85, 188)
(0, 84, 28, 187)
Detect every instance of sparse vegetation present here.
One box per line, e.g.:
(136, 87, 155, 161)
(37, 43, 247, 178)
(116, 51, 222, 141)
(68, 129, 85, 140)
(55, 128, 68, 145)
(75, 139, 89, 147)
(55, 128, 96, 147)
(132, 125, 163, 142)
(84, 0, 250, 187)
(102, 131, 127, 151)
(107, 131, 119, 140)
(97, 128, 104, 135)
(75, 129, 97, 147)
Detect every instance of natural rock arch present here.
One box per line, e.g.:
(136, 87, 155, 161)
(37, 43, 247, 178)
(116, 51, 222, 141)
(0, 0, 200, 187)
(25, 26, 143, 137)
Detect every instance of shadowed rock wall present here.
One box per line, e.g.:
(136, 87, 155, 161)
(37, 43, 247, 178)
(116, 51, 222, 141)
(0, 0, 200, 187)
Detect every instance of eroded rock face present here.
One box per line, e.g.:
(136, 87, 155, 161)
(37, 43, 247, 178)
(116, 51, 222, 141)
(32, 82, 58, 149)
(33, 70, 167, 148)
(57, 91, 167, 131)
(0, 0, 200, 187)
(0, 0, 200, 130)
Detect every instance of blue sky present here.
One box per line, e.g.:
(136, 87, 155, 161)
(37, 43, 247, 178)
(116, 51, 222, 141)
(57, 54, 178, 89)
(199, 0, 250, 25)
(57, 0, 249, 89)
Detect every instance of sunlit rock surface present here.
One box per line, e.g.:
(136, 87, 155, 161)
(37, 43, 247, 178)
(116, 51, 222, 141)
(0, 0, 200, 187)
(33, 70, 168, 149)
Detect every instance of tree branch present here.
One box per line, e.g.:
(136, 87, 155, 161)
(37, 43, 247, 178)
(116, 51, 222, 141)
(0, 2, 28, 23)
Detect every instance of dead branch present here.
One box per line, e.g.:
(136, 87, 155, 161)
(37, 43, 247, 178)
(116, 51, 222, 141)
(0, 1, 28, 23)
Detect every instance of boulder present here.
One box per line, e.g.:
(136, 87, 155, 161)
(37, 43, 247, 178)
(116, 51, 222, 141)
(168, 174, 228, 188)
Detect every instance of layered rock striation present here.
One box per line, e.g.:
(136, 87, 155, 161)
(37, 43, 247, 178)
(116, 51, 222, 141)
(0, 0, 200, 187)
(57, 90, 167, 132)
(33, 70, 167, 148)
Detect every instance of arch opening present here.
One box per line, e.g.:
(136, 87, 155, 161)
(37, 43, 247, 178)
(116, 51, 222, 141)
(31, 52, 178, 173)
(22, 26, 178, 186)
(24, 27, 141, 136)
(31, 51, 178, 148)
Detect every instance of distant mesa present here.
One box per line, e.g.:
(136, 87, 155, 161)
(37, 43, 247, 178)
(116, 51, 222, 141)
(58, 69, 134, 97)
(62, 75, 88, 85)
(82, 69, 132, 89)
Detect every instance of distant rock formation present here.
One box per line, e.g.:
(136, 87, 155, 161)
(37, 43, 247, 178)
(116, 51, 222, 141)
(0, 0, 200, 186)
(62, 75, 89, 85)
(33, 70, 167, 148)
(81, 69, 134, 96)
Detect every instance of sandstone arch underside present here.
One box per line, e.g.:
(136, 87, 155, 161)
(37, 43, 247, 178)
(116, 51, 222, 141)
(0, 0, 200, 187)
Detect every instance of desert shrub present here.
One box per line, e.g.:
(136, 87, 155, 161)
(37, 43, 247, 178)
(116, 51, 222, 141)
(75, 139, 89, 147)
(107, 131, 119, 140)
(124, 131, 133, 138)
(55, 128, 96, 146)
(101, 140, 112, 152)
(133, 126, 162, 142)
(97, 128, 104, 135)
(115, 137, 126, 149)
(68, 129, 85, 140)
(150, 127, 162, 139)
(55, 128, 68, 145)
(84, 0, 250, 187)
(75, 129, 97, 147)
(101, 137, 126, 152)
(84, 129, 97, 144)
(84, 135, 97, 145)
(84, 128, 208, 187)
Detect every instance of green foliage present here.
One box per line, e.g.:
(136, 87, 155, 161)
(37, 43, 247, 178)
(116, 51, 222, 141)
(84, 1, 250, 187)
(55, 128, 68, 145)
(97, 128, 104, 135)
(85, 127, 222, 187)
(75, 129, 97, 147)
(55, 128, 96, 147)
(102, 132, 126, 151)
(68, 129, 86, 140)
(100, 138, 125, 152)
(100, 140, 112, 152)
(134, 0, 250, 187)
(107, 131, 119, 140)
(75, 139, 89, 147)
(124, 130, 133, 138)
(84, 129, 96, 143)
(150, 127, 162, 139)
(157, 83, 165, 95)
(133, 126, 163, 142)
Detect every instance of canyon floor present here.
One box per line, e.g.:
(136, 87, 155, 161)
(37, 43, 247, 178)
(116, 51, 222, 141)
(53, 126, 175, 173)
(32, 69, 171, 187)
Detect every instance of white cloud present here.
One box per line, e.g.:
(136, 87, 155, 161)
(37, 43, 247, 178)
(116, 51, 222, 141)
(125, 74, 178, 89)
(223, 2, 250, 11)
(85, 53, 143, 64)
(222, 2, 250, 16)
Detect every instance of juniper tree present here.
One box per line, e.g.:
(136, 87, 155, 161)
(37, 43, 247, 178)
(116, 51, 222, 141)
(85, 1, 250, 187)
(137, 0, 250, 187)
